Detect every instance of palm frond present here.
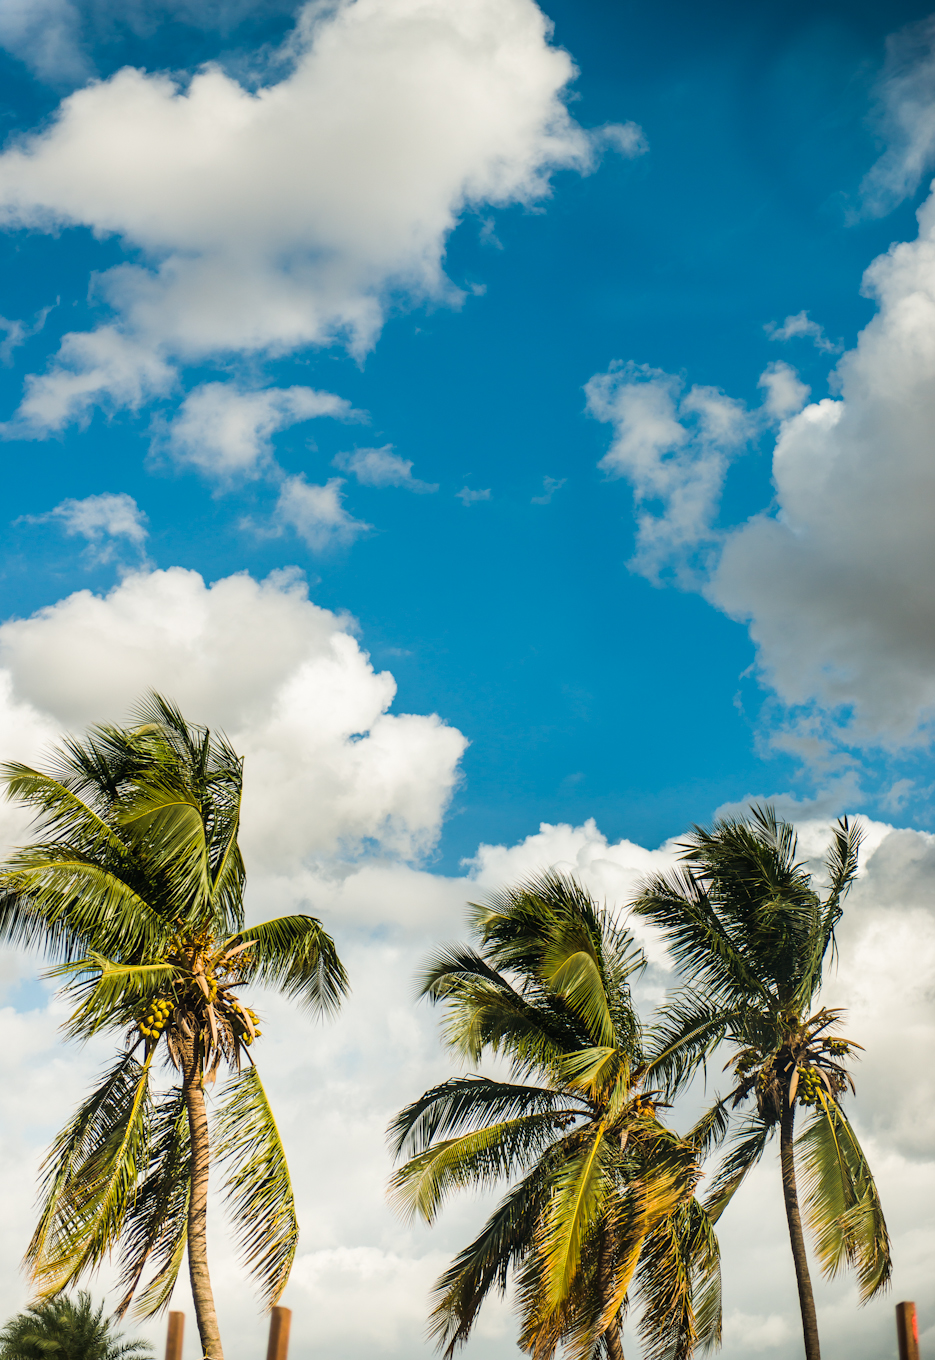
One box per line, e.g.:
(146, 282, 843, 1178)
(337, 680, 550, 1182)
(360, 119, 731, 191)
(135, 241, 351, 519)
(703, 1115, 770, 1223)
(232, 915, 348, 1015)
(796, 1095, 891, 1300)
(115, 1087, 191, 1318)
(389, 1076, 579, 1159)
(214, 1065, 298, 1307)
(643, 990, 731, 1096)
(49, 957, 180, 1039)
(390, 1114, 570, 1225)
(27, 1051, 155, 1294)
(635, 1199, 721, 1360)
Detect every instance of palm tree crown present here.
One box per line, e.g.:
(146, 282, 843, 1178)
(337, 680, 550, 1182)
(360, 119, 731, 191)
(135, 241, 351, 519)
(0, 696, 348, 1360)
(0, 1292, 152, 1360)
(630, 806, 891, 1360)
(389, 872, 721, 1360)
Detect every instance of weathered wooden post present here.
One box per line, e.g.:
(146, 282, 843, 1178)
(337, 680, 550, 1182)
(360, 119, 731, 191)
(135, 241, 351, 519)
(896, 1302, 920, 1360)
(165, 1312, 184, 1360)
(265, 1307, 292, 1360)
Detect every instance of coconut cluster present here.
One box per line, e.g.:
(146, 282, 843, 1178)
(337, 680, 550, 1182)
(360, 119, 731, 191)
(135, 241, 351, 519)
(139, 997, 173, 1038)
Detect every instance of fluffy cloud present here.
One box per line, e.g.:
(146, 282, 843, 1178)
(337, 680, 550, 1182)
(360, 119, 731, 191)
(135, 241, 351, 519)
(271, 474, 371, 551)
(711, 182, 935, 749)
(456, 485, 491, 505)
(21, 491, 149, 563)
(334, 445, 438, 493)
(585, 361, 751, 583)
(0, 0, 644, 430)
(0, 566, 465, 869)
(164, 383, 360, 480)
(765, 310, 840, 353)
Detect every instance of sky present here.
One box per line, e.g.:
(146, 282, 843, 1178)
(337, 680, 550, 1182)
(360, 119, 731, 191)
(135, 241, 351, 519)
(0, 1, 934, 1358)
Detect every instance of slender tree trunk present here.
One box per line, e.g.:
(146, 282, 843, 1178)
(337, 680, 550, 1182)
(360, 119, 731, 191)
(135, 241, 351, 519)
(598, 1229, 625, 1360)
(780, 1100, 820, 1360)
(182, 1038, 224, 1360)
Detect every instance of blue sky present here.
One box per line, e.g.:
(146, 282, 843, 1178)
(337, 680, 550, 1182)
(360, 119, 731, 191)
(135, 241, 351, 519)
(1, 0, 934, 862)
(1, 2, 935, 1358)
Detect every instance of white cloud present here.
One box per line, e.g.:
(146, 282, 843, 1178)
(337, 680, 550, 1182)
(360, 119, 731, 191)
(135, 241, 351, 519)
(860, 15, 935, 218)
(6, 326, 175, 434)
(531, 474, 565, 504)
(0, 566, 465, 869)
(710, 182, 935, 749)
(456, 485, 491, 505)
(272, 474, 371, 551)
(334, 445, 438, 493)
(21, 491, 149, 563)
(757, 361, 810, 420)
(585, 361, 750, 584)
(765, 310, 840, 354)
(164, 382, 360, 480)
(591, 120, 648, 159)
(0, 0, 640, 429)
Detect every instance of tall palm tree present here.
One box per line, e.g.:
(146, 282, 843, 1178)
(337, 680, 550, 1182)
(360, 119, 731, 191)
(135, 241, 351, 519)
(630, 807, 891, 1360)
(389, 872, 722, 1360)
(0, 696, 348, 1360)
(0, 1292, 152, 1360)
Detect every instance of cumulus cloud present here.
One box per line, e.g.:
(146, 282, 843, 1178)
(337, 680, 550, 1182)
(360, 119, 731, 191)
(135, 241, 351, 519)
(20, 490, 149, 563)
(0, 0, 642, 429)
(710, 183, 935, 749)
(334, 444, 438, 492)
(585, 361, 750, 584)
(164, 382, 360, 480)
(765, 310, 840, 354)
(757, 361, 810, 421)
(860, 14, 935, 218)
(0, 0, 89, 84)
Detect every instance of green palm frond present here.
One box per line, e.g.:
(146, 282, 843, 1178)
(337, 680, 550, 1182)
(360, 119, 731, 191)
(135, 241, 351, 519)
(232, 915, 348, 1015)
(49, 957, 180, 1039)
(115, 1087, 191, 1318)
(389, 1075, 580, 1159)
(703, 1115, 770, 1223)
(796, 1095, 892, 1300)
(213, 1066, 298, 1308)
(539, 1126, 615, 1307)
(643, 990, 732, 1095)
(542, 937, 616, 1049)
(0, 853, 166, 964)
(28, 1051, 155, 1294)
(1, 764, 129, 856)
(117, 782, 212, 919)
(428, 1160, 554, 1358)
(391, 1114, 573, 1225)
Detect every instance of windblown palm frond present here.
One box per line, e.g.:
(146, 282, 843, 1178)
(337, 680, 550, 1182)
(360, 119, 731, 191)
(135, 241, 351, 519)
(391, 871, 720, 1360)
(214, 1066, 298, 1308)
(630, 806, 890, 1360)
(3, 695, 348, 1360)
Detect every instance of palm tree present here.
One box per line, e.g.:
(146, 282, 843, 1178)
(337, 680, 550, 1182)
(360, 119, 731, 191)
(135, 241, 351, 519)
(389, 872, 722, 1360)
(630, 806, 891, 1360)
(0, 696, 348, 1360)
(0, 1293, 152, 1360)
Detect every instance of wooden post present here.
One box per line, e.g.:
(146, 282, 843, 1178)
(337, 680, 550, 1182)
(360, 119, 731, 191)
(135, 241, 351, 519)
(265, 1307, 291, 1360)
(897, 1302, 920, 1360)
(165, 1312, 184, 1360)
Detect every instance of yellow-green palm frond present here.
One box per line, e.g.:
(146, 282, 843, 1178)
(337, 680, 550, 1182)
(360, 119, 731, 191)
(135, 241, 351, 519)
(213, 1065, 298, 1308)
(115, 1087, 191, 1318)
(49, 956, 180, 1040)
(796, 1094, 891, 1300)
(538, 1125, 616, 1308)
(391, 1114, 572, 1226)
(542, 935, 616, 1049)
(635, 1199, 721, 1360)
(27, 1051, 155, 1295)
(231, 914, 348, 1015)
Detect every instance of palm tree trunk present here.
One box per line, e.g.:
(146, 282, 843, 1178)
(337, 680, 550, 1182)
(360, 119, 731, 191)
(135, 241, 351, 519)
(182, 1039, 224, 1360)
(598, 1229, 625, 1360)
(780, 1100, 820, 1360)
